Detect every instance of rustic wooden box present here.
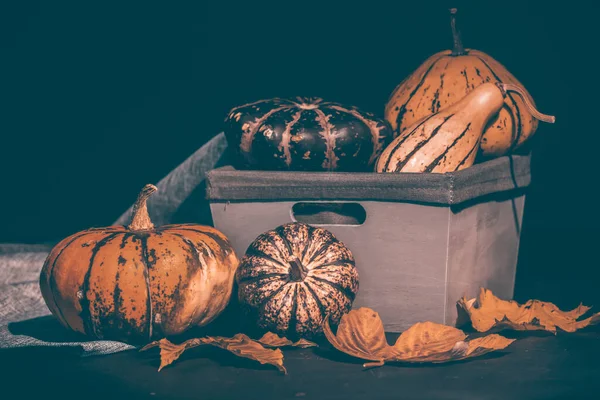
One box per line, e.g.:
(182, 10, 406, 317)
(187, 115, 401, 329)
(205, 155, 530, 332)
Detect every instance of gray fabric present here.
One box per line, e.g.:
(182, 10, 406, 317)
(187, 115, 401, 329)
(0, 133, 230, 356)
(0, 244, 135, 356)
(206, 154, 530, 205)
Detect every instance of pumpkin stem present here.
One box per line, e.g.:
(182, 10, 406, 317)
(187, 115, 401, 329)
(449, 8, 466, 56)
(128, 184, 158, 231)
(499, 83, 556, 124)
(288, 256, 308, 282)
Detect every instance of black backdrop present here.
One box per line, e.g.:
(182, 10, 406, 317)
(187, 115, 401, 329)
(2, 1, 598, 308)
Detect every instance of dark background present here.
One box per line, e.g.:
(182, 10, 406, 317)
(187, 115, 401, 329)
(1, 1, 598, 308)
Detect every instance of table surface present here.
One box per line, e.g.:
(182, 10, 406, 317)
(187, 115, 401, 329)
(2, 328, 600, 400)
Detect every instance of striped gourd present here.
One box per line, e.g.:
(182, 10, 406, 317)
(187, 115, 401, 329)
(224, 97, 393, 172)
(236, 222, 359, 339)
(377, 82, 555, 174)
(385, 8, 545, 158)
(39, 184, 239, 345)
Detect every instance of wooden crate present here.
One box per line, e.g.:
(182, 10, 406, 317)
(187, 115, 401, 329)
(206, 155, 530, 332)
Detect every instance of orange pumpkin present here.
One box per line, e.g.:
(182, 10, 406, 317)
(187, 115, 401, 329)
(39, 184, 239, 345)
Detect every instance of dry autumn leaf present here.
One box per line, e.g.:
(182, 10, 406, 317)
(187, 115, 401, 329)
(457, 288, 600, 334)
(140, 332, 317, 373)
(323, 307, 514, 369)
(257, 332, 318, 349)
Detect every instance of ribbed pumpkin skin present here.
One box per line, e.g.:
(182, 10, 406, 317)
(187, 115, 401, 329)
(225, 97, 393, 172)
(39, 223, 239, 345)
(385, 49, 539, 157)
(236, 223, 359, 338)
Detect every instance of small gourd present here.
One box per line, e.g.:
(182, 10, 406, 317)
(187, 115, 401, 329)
(385, 8, 547, 158)
(235, 222, 359, 339)
(376, 82, 555, 174)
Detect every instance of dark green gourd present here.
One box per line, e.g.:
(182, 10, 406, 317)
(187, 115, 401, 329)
(224, 97, 393, 171)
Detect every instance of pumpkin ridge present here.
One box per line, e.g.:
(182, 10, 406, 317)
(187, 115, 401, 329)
(169, 232, 206, 332)
(299, 225, 313, 265)
(313, 108, 337, 170)
(423, 122, 472, 173)
(287, 285, 299, 337)
(170, 233, 206, 272)
(245, 248, 289, 271)
(302, 281, 327, 322)
(228, 98, 288, 115)
(394, 114, 455, 172)
(262, 231, 291, 269)
(308, 275, 356, 302)
(46, 231, 97, 330)
(306, 234, 338, 266)
(79, 232, 124, 338)
(261, 284, 295, 331)
(238, 272, 289, 285)
(165, 227, 230, 260)
(240, 105, 291, 154)
(395, 55, 447, 130)
(327, 105, 389, 166)
(307, 278, 349, 323)
(381, 114, 436, 171)
(274, 224, 298, 263)
(308, 259, 356, 271)
(138, 234, 155, 341)
(279, 109, 304, 167)
(473, 55, 522, 149)
(256, 279, 290, 311)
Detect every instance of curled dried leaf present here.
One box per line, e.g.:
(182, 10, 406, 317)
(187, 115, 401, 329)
(141, 334, 287, 373)
(457, 288, 600, 334)
(202, 334, 287, 373)
(258, 332, 318, 348)
(323, 307, 514, 369)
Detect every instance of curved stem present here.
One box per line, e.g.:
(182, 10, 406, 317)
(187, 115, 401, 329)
(450, 8, 466, 56)
(128, 184, 158, 231)
(288, 256, 308, 282)
(501, 83, 556, 123)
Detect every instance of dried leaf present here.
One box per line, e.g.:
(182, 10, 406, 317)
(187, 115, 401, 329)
(140, 334, 287, 373)
(140, 338, 206, 371)
(257, 332, 318, 348)
(323, 307, 514, 369)
(457, 288, 600, 334)
(201, 334, 287, 373)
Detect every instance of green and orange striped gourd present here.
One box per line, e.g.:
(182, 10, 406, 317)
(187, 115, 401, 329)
(385, 8, 549, 158)
(376, 82, 555, 174)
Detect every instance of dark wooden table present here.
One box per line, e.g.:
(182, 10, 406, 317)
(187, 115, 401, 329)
(2, 329, 600, 400)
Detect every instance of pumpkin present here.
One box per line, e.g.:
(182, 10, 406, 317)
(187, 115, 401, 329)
(224, 97, 393, 172)
(384, 8, 543, 158)
(377, 82, 555, 173)
(235, 222, 359, 338)
(39, 184, 239, 345)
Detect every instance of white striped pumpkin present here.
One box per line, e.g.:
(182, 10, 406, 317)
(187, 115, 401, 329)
(235, 222, 359, 339)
